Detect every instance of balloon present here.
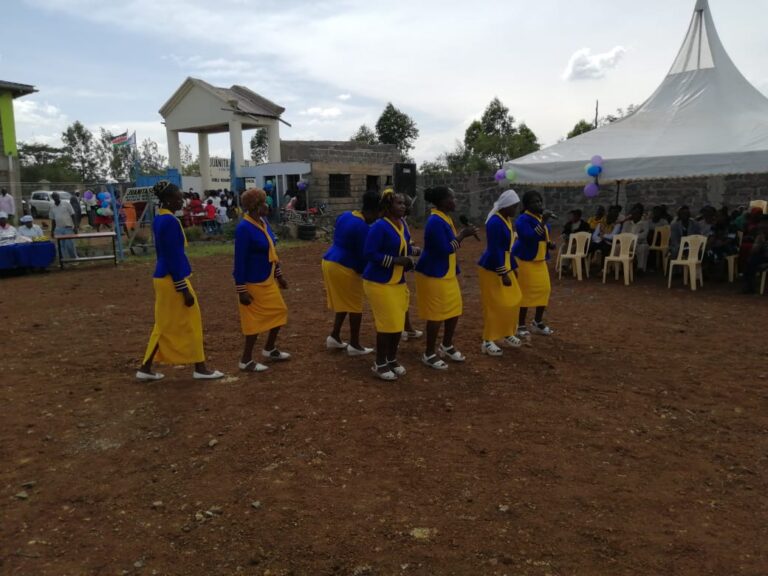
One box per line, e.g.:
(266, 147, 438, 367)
(505, 169, 517, 182)
(587, 165, 602, 178)
(584, 183, 600, 198)
(97, 192, 106, 201)
(103, 193, 111, 201)
(494, 168, 507, 182)
(264, 181, 274, 191)
(96, 208, 104, 215)
(101, 200, 110, 208)
(83, 191, 94, 200)
(297, 181, 308, 191)
(591, 155, 604, 167)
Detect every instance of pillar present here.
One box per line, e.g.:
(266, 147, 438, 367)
(166, 128, 181, 170)
(228, 119, 244, 172)
(267, 121, 281, 163)
(198, 133, 211, 191)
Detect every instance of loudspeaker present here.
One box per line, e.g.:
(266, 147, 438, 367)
(393, 163, 417, 197)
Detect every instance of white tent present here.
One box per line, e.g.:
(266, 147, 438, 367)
(506, 0, 768, 184)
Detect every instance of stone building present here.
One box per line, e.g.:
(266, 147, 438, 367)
(280, 141, 401, 212)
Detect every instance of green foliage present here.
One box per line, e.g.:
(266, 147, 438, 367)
(375, 103, 419, 158)
(463, 98, 540, 169)
(567, 119, 595, 139)
(97, 128, 134, 181)
(181, 144, 200, 176)
(18, 143, 81, 183)
(61, 121, 100, 182)
(350, 124, 378, 145)
(249, 128, 269, 164)
(139, 138, 167, 175)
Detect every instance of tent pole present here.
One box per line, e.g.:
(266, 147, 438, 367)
(615, 180, 622, 207)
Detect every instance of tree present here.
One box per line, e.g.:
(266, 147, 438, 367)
(350, 124, 378, 145)
(96, 128, 134, 181)
(18, 142, 81, 183)
(567, 119, 595, 139)
(138, 138, 168, 175)
(61, 121, 100, 182)
(249, 128, 269, 164)
(375, 103, 419, 158)
(600, 104, 638, 126)
(463, 98, 540, 168)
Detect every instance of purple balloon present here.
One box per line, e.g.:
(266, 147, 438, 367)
(584, 183, 600, 198)
(83, 191, 94, 200)
(591, 155, 604, 167)
(297, 181, 308, 191)
(494, 168, 507, 182)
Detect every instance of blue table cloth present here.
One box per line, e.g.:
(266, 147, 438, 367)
(0, 242, 57, 270)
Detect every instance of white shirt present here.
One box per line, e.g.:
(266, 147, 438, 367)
(50, 201, 75, 228)
(17, 224, 44, 239)
(0, 223, 17, 245)
(0, 193, 15, 216)
(621, 219, 651, 245)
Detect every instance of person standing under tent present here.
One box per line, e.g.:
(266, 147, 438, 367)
(234, 188, 291, 373)
(136, 181, 223, 382)
(514, 190, 555, 338)
(50, 192, 78, 260)
(415, 186, 477, 370)
(363, 190, 414, 381)
(321, 189, 380, 356)
(0, 188, 16, 225)
(477, 190, 524, 356)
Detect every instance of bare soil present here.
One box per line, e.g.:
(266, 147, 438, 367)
(1, 233, 767, 576)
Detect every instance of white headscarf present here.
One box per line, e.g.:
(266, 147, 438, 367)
(486, 189, 520, 223)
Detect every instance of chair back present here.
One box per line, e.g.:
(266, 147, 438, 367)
(676, 234, 707, 263)
(651, 225, 671, 249)
(566, 231, 591, 257)
(749, 199, 768, 214)
(609, 233, 638, 259)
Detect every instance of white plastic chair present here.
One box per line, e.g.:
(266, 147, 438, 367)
(558, 232, 591, 281)
(602, 233, 638, 286)
(667, 234, 707, 291)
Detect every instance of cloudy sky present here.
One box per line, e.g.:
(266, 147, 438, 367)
(4, 0, 767, 163)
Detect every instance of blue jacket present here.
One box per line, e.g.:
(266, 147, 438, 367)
(153, 210, 191, 291)
(513, 211, 551, 262)
(233, 216, 278, 287)
(478, 213, 516, 274)
(415, 211, 461, 278)
(323, 211, 369, 274)
(363, 217, 412, 284)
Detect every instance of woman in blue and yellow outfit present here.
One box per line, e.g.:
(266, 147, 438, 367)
(363, 190, 414, 381)
(477, 189, 524, 356)
(321, 189, 380, 356)
(513, 190, 555, 337)
(234, 188, 291, 373)
(415, 186, 477, 369)
(137, 181, 223, 381)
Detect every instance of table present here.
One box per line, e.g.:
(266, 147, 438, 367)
(56, 231, 117, 269)
(0, 242, 57, 271)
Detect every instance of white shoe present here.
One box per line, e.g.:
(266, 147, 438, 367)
(529, 322, 554, 336)
(401, 329, 423, 341)
(372, 363, 397, 381)
(193, 370, 224, 380)
(481, 341, 503, 356)
(136, 370, 165, 381)
(388, 360, 406, 376)
(262, 348, 291, 361)
(439, 344, 466, 362)
(239, 360, 269, 372)
(422, 353, 449, 370)
(516, 326, 531, 340)
(503, 335, 522, 348)
(347, 345, 374, 357)
(326, 335, 348, 350)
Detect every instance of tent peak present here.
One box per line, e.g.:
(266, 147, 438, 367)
(694, 0, 709, 12)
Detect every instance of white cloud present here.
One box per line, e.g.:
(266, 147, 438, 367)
(13, 99, 69, 145)
(338, 93, 351, 101)
(300, 106, 342, 118)
(562, 46, 627, 81)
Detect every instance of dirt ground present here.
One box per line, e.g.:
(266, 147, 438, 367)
(1, 232, 767, 576)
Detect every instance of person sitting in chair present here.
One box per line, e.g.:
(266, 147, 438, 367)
(742, 215, 768, 294)
(591, 205, 621, 258)
(621, 203, 651, 271)
(669, 205, 702, 258)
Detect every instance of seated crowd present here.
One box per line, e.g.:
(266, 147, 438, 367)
(561, 202, 768, 292)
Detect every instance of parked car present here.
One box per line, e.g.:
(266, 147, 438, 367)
(27, 191, 86, 219)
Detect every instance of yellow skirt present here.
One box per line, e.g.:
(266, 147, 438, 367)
(477, 267, 522, 342)
(515, 259, 551, 308)
(415, 272, 462, 322)
(239, 278, 288, 335)
(363, 280, 409, 334)
(143, 276, 205, 365)
(322, 260, 364, 313)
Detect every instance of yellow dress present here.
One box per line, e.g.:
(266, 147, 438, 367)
(238, 216, 288, 335)
(415, 210, 462, 321)
(364, 218, 409, 333)
(516, 212, 551, 308)
(322, 260, 364, 314)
